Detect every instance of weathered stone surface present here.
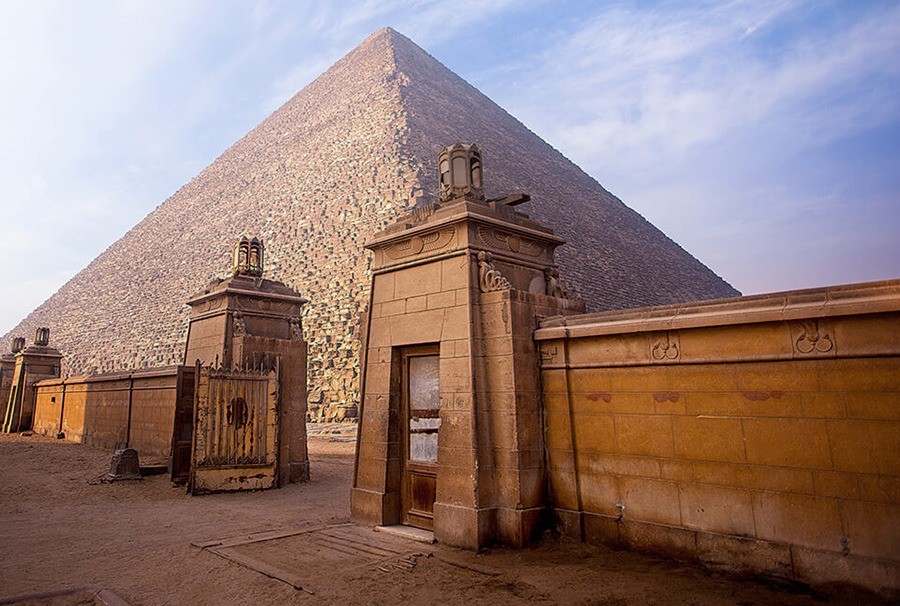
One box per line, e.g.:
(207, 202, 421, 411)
(104, 448, 142, 482)
(2, 28, 737, 421)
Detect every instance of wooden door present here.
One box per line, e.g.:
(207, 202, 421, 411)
(169, 367, 195, 484)
(400, 345, 440, 530)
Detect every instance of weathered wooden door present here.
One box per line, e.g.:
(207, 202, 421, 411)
(170, 367, 196, 484)
(188, 361, 279, 494)
(400, 346, 440, 530)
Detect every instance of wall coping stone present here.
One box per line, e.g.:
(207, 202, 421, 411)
(535, 279, 900, 340)
(35, 365, 187, 388)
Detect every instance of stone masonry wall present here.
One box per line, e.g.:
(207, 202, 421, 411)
(33, 367, 187, 458)
(536, 280, 900, 596)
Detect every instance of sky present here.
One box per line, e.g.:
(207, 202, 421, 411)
(0, 0, 898, 335)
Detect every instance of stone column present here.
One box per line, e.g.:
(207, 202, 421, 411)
(3, 329, 63, 433)
(0, 338, 24, 420)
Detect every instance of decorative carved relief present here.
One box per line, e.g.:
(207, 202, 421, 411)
(478, 226, 544, 257)
(384, 227, 455, 260)
(236, 297, 290, 313)
(270, 300, 293, 313)
(477, 251, 511, 292)
(199, 297, 223, 313)
(651, 332, 680, 361)
(793, 319, 834, 355)
(290, 318, 303, 341)
(539, 344, 559, 364)
(232, 312, 247, 337)
(544, 267, 574, 299)
(235, 297, 256, 311)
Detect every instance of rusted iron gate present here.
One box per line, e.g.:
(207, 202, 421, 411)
(189, 359, 279, 494)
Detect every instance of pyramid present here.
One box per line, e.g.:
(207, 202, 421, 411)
(3, 28, 737, 421)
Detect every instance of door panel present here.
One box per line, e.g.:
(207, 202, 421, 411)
(401, 346, 440, 530)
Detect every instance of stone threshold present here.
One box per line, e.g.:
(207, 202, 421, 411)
(375, 525, 436, 544)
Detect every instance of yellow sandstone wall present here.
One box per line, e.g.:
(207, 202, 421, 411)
(33, 366, 188, 458)
(536, 281, 899, 596)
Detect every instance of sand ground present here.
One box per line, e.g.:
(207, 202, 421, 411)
(0, 432, 876, 605)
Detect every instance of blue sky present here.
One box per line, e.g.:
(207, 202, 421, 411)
(0, 0, 898, 334)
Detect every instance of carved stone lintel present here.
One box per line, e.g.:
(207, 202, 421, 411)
(651, 331, 680, 362)
(794, 319, 834, 355)
(544, 267, 574, 299)
(478, 226, 545, 258)
(477, 251, 511, 293)
(232, 312, 247, 337)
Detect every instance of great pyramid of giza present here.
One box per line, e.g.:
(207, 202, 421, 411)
(4, 28, 737, 420)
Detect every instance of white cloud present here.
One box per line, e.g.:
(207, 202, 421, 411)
(468, 1, 900, 292)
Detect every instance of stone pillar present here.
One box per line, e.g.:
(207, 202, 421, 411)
(0, 338, 24, 421)
(184, 237, 310, 484)
(352, 143, 584, 548)
(3, 329, 63, 433)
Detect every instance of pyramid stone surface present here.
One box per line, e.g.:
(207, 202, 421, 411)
(3, 28, 737, 420)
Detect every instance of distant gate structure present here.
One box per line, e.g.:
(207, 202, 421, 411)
(189, 359, 279, 494)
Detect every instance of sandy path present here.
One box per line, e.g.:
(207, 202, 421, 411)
(0, 434, 868, 605)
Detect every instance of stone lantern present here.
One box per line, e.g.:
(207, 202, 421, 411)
(34, 327, 50, 347)
(438, 143, 484, 203)
(11, 337, 25, 353)
(232, 236, 264, 277)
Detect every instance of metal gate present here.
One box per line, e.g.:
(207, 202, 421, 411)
(189, 360, 279, 494)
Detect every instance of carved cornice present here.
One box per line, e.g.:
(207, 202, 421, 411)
(384, 227, 455, 260)
(478, 226, 545, 258)
(536, 280, 900, 339)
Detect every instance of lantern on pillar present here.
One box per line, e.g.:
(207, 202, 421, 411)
(438, 143, 485, 203)
(34, 327, 50, 347)
(232, 236, 264, 277)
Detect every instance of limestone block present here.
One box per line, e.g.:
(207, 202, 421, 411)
(678, 483, 756, 536)
(613, 414, 674, 458)
(672, 415, 746, 463)
(751, 492, 843, 552)
(618, 477, 682, 526)
(742, 417, 831, 469)
(829, 419, 900, 476)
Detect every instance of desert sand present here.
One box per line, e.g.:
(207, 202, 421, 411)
(0, 432, 873, 605)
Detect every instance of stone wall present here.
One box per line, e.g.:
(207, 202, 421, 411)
(535, 280, 899, 596)
(33, 366, 190, 458)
